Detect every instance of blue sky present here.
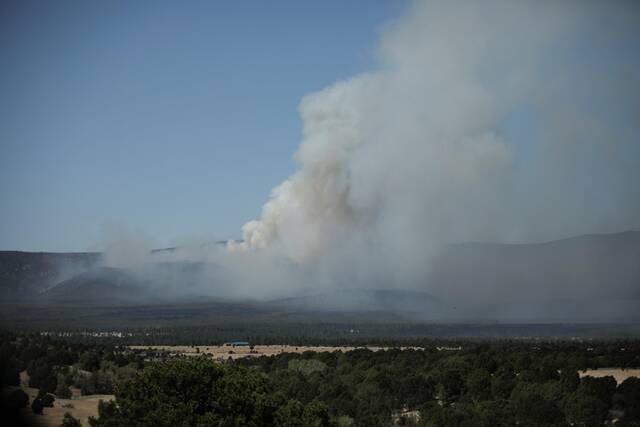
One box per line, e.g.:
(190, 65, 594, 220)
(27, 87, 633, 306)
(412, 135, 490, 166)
(0, 0, 406, 251)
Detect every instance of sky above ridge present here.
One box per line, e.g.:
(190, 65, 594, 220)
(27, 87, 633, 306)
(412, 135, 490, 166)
(0, 0, 406, 251)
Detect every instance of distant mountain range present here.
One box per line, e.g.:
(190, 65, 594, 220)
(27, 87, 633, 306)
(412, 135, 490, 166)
(39, 261, 224, 304)
(432, 231, 640, 301)
(425, 231, 640, 321)
(1, 231, 639, 321)
(0, 250, 101, 298)
(42, 266, 146, 303)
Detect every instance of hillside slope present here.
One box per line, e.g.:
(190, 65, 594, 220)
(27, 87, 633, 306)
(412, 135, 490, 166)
(0, 251, 101, 299)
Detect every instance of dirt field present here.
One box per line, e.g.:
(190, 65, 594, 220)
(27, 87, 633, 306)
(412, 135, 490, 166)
(128, 344, 421, 360)
(580, 368, 640, 384)
(18, 371, 113, 427)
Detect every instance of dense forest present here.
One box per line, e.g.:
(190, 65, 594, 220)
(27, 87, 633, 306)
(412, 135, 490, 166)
(1, 331, 640, 426)
(14, 322, 640, 346)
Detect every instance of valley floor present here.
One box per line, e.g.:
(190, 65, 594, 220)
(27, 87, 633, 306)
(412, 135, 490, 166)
(127, 344, 424, 360)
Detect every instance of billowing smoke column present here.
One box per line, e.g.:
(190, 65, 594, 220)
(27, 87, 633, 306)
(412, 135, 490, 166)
(232, 77, 375, 262)
(231, 0, 640, 286)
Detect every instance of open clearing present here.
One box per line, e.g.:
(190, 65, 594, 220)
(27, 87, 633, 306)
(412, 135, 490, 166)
(20, 390, 113, 427)
(580, 368, 640, 384)
(18, 372, 113, 427)
(128, 344, 424, 360)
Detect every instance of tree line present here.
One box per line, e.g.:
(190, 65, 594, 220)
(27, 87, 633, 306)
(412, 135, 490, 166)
(2, 330, 640, 426)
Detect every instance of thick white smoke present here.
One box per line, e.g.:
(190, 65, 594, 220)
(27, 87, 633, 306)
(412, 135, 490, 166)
(233, 0, 640, 287)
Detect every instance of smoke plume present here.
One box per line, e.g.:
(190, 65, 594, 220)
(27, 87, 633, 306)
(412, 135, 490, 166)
(232, 0, 640, 284)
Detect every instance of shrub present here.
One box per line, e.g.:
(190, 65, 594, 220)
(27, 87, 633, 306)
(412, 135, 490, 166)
(32, 398, 44, 414)
(60, 412, 82, 427)
(37, 389, 56, 407)
(56, 377, 73, 399)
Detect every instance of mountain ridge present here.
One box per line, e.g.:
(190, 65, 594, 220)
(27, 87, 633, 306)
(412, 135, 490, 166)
(1, 231, 639, 322)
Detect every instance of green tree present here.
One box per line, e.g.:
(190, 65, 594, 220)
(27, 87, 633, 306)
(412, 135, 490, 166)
(563, 391, 608, 427)
(579, 376, 616, 406)
(288, 359, 327, 376)
(437, 367, 465, 404)
(510, 383, 563, 426)
(28, 358, 57, 392)
(476, 400, 515, 427)
(79, 351, 102, 372)
(90, 357, 276, 426)
(302, 401, 331, 427)
(55, 374, 73, 399)
(401, 373, 434, 408)
(332, 415, 355, 427)
(466, 369, 491, 402)
(559, 369, 580, 392)
(274, 399, 306, 426)
(491, 369, 515, 399)
(616, 377, 640, 423)
(425, 402, 481, 427)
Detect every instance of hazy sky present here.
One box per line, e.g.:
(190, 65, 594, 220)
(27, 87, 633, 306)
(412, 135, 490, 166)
(0, 0, 405, 251)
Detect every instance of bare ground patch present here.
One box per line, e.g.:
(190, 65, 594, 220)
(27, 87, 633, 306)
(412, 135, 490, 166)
(128, 344, 421, 360)
(580, 368, 640, 384)
(17, 371, 113, 427)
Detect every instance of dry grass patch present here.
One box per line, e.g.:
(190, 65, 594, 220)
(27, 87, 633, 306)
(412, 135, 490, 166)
(18, 371, 113, 427)
(129, 344, 421, 360)
(579, 368, 640, 384)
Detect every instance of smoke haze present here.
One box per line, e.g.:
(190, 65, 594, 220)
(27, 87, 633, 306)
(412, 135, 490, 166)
(95, 0, 640, 318)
